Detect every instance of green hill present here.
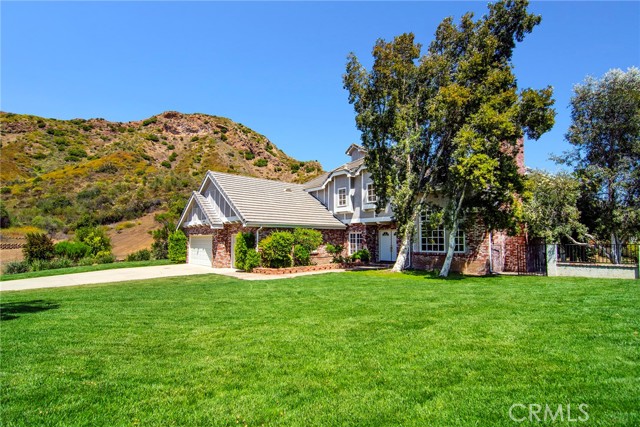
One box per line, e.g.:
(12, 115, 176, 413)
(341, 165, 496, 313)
(0, 111, 323, 233)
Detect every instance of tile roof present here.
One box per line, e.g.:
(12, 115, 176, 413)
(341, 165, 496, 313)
(209, 172, 345, 229)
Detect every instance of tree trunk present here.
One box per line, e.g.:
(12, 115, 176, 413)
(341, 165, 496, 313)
(439, 189, 465, 277)
(391, 211, 420, 272)
(611, 232, 621, 264)
(439, 221, 459, 277)
(391, 233, 411, 272)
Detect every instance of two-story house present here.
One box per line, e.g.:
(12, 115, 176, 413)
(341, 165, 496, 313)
(178, 144, 521, 274)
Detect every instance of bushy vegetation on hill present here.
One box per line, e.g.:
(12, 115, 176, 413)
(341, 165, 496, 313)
(0, 111, 323, 233)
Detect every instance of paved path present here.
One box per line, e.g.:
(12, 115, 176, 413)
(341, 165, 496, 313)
(0, 265, 346, 292)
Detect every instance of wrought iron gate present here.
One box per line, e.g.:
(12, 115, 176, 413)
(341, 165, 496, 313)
(516, 241, 547, 276)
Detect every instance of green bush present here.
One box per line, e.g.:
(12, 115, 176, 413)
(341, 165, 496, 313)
(293, 245, 311, 266)
(244, 249, 261, 272)
(161, 161, 172, 169)
(126, 249, 151, 262)
(31, 258, 73, 271)
(95, 251, 115, 264)
(169, 152, 177, 162)
(254, 158, 268, 167)
(23, 233, 55, 262)
(259, 231, 295, 268)
(75, 226, 112, 256)
(78, 257, 95, 266)
(67, 147, 87, 158)
(168, 230, 187, 263)
(4, 261, 30, 274)
(293, 228, 323, 252)
(243, 151, 255, 160)
(325, 243, 345, 263)
(54, 241, 92, 261)
(146, 133, 160, 142)
(351, 248, 370, 263)
(142, 116, 157, 126)
(0, 202, 12, 228)
(234, 232, 256, 270)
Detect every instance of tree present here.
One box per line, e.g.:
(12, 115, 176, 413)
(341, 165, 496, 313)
(522, 170, 587, 243)
(75, 226, 112, 256)
(344, 0, 555, 275)
(560, 67, 640, 257)
(0, 202, 12, 228)
(151, 212, 177, 260)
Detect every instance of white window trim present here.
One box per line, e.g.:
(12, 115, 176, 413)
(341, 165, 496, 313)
(349, 232, 363, 255)
(418, 211, 466, 254)
(366, 183, 377, 204)
(337, 187, 348, 208)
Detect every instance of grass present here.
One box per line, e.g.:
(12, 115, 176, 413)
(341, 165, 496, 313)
(1, 271, 638, 426)
(0, 259, 173, 281)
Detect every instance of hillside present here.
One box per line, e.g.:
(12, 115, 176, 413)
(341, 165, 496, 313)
(0, 111, 323, 234)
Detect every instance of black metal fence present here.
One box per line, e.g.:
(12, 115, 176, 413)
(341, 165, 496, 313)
(516, 242, 547, 276)
(557, 243, 639, 265)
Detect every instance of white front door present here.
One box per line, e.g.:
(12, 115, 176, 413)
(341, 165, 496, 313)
(189, 236, 213, 267)
(379, 229, 398, 262)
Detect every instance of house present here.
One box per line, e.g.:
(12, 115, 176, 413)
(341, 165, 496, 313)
(178, 144, 523, 274)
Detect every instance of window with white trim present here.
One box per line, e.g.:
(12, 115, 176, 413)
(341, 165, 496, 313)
(366, 183, 377, 203)
(349, 232, 363, 255)
(419, 207, 466, 253)
(337, 187, 347, 207)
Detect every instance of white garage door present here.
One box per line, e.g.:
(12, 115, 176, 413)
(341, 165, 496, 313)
(189, 236, 213, 267)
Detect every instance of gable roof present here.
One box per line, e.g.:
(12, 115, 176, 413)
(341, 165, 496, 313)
(177, 191, 224, 229)
(303, 157, 365, 190)
(208, 172, 345, 229)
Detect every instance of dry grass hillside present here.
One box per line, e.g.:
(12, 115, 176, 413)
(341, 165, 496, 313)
(0, 111, 323, 235)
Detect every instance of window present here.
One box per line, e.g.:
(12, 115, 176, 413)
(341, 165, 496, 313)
(419, 208, 465, 253)
(366, 183, 377, 203)
(349, 232, 363, 255)
(337, 187, 347, 207)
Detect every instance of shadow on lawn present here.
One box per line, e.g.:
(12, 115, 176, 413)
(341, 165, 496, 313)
(0, 300, 60, 321)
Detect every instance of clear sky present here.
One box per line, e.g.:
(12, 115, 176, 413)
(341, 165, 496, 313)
(2, 1, 639, 172)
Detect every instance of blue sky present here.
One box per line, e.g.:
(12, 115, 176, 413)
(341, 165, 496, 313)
(2, 1, 639, 172)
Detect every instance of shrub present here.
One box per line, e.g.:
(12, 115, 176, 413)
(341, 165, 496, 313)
(32, 216, 64, 234)
(161, 161, 172, 169)
(4, 261, 30, 275)
(167, 144, 175, 150)
(23, 233, 55, 262)
(0, 202, 12, 228)
(126, 249, 151, 262)
(293, 245, 311, 266)
(351, 248, 370, 264)
(169, 152, 177, 162)
(254, 158, 268, 167)
(95, 251, 115, 264)
(220, 134, 228, 142)
(234, 232, 256, 270)
(96, 162, 118, 173)
(244, 249, 260, 272)
(67, 147, 87, 158)
(243, 151, 255, 160)
(29, 259, 51, 271)
(78, 257, 95, 266)
(75, 226, 111, 256)
(54, 241, 92, 261)
(190, 136, 199, 142)
(293, 228, 323, 252)
(168, 230, 187, 263)
(325, 243, 345, 263)
(142, 116, 157, 126)
(259, 231, 295, 268)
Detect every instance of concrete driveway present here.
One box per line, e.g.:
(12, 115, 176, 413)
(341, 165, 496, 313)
(0, 264, 216, 292)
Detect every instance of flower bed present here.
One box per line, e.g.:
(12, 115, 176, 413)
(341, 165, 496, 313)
(252, 263, 343, 275)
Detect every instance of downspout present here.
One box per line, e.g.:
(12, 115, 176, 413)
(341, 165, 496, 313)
(488, 231, 493, 274)
(255, 227, 263, 249)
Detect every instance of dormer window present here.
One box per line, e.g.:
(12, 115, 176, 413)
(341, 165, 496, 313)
(366, 183, 377, 204)
(337, 187, 347, 207)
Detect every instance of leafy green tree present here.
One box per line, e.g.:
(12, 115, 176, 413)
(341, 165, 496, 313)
(168, 230, 187, 263)
(559, 67, 640, 257)
(344, 0, 555, 275)
(522, 170, 588, 243)
(151, 212, 176, 259)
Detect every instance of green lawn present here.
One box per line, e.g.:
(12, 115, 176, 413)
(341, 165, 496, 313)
(1, 272, 638, 426)
(0, 259, 174, 281)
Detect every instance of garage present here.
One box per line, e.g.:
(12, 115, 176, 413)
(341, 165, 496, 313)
(188, 235, 213, 267)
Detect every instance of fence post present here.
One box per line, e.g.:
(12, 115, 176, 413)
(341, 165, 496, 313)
(546, 244, 558, 276)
